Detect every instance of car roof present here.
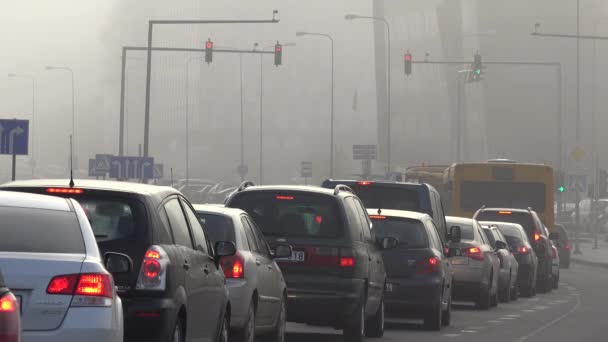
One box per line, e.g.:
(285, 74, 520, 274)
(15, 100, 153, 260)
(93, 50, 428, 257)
(2, 179, 180, 198)
(365, 208, 429, 221)
(0, 190, 71, 212)
(446, 216, 476, 225)
(478, 221, 525, 230)
(237, 185, 343, 197)
(324, 179, 433, 191)
(478, 207, 534, 214)
(193, 204, 246, 217)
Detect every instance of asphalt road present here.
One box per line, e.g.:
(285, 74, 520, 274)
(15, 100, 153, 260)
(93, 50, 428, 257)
(284, 264, 603, 342)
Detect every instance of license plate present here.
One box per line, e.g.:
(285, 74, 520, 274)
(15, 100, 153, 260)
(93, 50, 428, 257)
(277, 250, 305, 262)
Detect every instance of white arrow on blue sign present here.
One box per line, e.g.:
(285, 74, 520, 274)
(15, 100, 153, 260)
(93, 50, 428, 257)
(0, 119, 29, 155)
(110, 156, 154, 179)
(567, 174, 588, 193)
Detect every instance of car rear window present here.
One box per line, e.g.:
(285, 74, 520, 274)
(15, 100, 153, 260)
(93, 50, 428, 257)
(504, 235, 523, 249)
(197, 213, 235, 244)
(494, 225, 524, 240)
(229, 192, 343, 238)
(0, 206, 85, 253)
(450, 222, 475, 240)
(475, 211, 535, 237)
(370, 217, 428, 248)
(342, 184, 421, 212)
(460, 181, 546, 212)
(78, 199, 138, 243)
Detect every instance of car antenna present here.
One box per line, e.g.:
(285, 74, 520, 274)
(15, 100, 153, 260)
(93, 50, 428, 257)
(69, 134, 75, 188)
(170, 167, 174, 188)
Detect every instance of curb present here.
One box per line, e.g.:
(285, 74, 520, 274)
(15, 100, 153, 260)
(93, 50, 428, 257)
(571, 257, 608, 269)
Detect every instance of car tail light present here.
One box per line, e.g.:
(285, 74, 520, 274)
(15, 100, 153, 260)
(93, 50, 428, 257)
(305, 247, 356, 269)
(462, 246, 484, 261)
(565, 241, 571, 250)
(276, 195, 294, 200)
(137, 246, 169, 291)
(357, 181, 372, 186)
(416, 257, 440, 274)
(46, 187, 84, 194)
(534, 232, 541, 241)
(220, 253, 245, 279)
(0, 292, 20, 342)
(46, 273, 113, 307)
(517, 246, 530, 254)
(340, 257, 355, 268)
(552, 246, 558, 259)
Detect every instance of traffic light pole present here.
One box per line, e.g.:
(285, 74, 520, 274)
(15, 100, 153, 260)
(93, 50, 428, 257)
(142, 17, 279, 165)
(119, 45, 273, 158)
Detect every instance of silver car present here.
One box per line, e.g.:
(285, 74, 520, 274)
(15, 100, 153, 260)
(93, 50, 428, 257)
(447, 216, 500, 310)
(194, 204, 291, 342)
(0, 190, 125, 342)
(479, 223, 519, 302)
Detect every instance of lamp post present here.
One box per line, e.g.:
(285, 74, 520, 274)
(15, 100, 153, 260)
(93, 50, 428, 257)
(45, 66, 76, 168)
(295, 31, 335, 178)
(345, 14, 392, 174)
(8, 73, 35, 177)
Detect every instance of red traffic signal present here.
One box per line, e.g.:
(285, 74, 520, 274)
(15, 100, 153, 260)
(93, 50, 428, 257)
(404, 52, 412, 76)
(274, 42, 282, 66)
(205, 39, 213, 64)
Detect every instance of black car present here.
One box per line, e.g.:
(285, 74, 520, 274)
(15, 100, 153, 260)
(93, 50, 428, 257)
(366, 209, 453, 330)
(1, 180, 236, 342)
(474, 208, 553, 293)
(554, 224, 571, 268)
(321, 180, 450, 245)
(226, 183, 396, 342)
(0, 269, 20, 342)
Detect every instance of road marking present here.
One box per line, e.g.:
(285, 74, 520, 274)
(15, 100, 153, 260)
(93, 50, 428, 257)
(532, 305, 548, 310)
(443, 334, 462, 337)
(505, 314, 521, 317)
(514, 291, 581, 342)
(501, 317, 516, 320)
(461, 330, 477, 333)
(487, 320, 502, 324)
(522, 309, 536, 313)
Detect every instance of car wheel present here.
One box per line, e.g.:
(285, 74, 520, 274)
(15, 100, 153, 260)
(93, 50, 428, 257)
(441, 291, 452, 326)
(171, 317, 184, 342)
(499, 275, 511, 303)
(511, 285, 519, 301)
(343, 297, 365, 342)
(232, 302, 255, 342)
(364, 298, 384, 337)
(491, 289, 498, 307)
(218, 312, 229, 342)
(424, 295, 442, 331)
(553, 273, 560, 289)
(261, 297, 286, 342)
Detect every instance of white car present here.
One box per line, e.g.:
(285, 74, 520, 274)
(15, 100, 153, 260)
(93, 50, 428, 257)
(0, 190, 124, 342)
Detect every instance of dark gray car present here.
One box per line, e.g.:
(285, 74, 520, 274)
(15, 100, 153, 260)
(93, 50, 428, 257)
(479, 224, 519, 302)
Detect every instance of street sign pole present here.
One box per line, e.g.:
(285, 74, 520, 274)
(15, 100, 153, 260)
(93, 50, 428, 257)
(11, 152, 16, 181)
(574, 189, 581, 254)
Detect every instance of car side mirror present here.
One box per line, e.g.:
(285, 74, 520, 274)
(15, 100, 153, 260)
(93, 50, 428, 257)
(450, 226, 462, 243)
(273, 245, 293, 259)
(380, 237, 398, 250)
(104, 252, 133, 274)
(495, 240, 507, 250)
(215, 241, 237, 258)
(548, 232, 560, 241)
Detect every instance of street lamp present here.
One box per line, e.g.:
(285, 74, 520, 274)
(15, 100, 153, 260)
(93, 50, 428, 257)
(45, 65, 76, 168)
(295, 31, 335, 178)
(8, 73, 36, 178)
(256, 42, 296, 184)
(345, 14, 393, 175)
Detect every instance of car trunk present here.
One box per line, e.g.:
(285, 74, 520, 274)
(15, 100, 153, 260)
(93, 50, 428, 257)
(0, 252, 84, 331)
(382, 248, 435, 278)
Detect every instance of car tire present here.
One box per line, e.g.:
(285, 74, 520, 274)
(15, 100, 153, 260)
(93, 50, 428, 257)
(510, 285, 519, 301)
(423, 297, 442, 331)
(232, 302, 255, 342)
(499, 275, 511, 303)
(343, 297, 365, 342)
(261, 297, 286, 342)
(553, 273, 560, 289)
(491, 289, 498, 307)
(218, 312, 229, 342)
(364, 298, 384, 337)
(171, 318, 185, 342)
(441, 291, 452, 326)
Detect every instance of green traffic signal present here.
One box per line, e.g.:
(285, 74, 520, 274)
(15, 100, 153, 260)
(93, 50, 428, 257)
(475, 69, 481, 75)
(558, 186, 565, 193)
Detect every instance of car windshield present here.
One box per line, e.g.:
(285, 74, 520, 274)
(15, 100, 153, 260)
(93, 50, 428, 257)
(229, 192, 343, 238)
(337, 184, 421, 212)
(461, 181, 546, 212)
(197, 212, 236, 244)
(370, 217, 428, 248)
(475, 211, 536, 238)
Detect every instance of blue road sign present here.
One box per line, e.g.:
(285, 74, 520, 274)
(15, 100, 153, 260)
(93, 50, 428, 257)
(94, 154, 112, 173)
(0, 119, 29, 155)
(567, 174, 588, 193)
(153, 164, 164, 179)
(353, 144, 377, 160)
(110, 156, 154, 179)
(89, 159, 106, 177)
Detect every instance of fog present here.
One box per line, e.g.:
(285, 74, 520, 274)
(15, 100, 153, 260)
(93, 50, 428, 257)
(1, 0, 607, 186)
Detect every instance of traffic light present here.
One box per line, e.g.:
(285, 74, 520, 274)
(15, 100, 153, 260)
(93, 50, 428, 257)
(471, 53, 483, 81)
(556, 171, 565, 194)
(274, 42, 282, 67)
(205, 39, 213, 64)
(404, 51, 412, 76)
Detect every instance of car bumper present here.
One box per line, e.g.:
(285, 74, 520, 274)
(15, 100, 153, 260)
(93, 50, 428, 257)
(286, 278, 365, 326)
(517, 263, 535, 288)
(23, 305, 122, 342)
(122, 296, 179, 342)
(384, 276, 443, 316)
(226, 279, 252, 329)
(451, 266, 488, 300)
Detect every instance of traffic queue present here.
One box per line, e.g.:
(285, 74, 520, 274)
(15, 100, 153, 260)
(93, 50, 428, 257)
(0, 167, 568, 342)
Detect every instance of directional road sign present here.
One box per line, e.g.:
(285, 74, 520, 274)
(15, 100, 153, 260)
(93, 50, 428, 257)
(301, 161, 312, 178)
(0, 119, 29, 155)
(110, 156, 154, 179)
(353, 144, 377, 160)
(567, 174, 588, 193)
(94, 154, 112, 173)
(89, 159, 106, 177)
(153, 164, 164, 179)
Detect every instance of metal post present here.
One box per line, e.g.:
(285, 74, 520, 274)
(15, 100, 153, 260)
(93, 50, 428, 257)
(259, 53, 264, 185)
(239, 53, 245, 182)
(119, 47, 127, 156)
(456, 73, 464, 162)
(573, 0, 582, 254)
(557, 65, 563, 215)
(575, 190, 582, 254)
(383, 19, 392, 175)
(70, 70, 75, 168)
(143, 21, 153, 158)
(185, 57, 191, 186)
(11, 153, 16, 181)
(30, 78, 35, 178)
(329, 36, 335, 179)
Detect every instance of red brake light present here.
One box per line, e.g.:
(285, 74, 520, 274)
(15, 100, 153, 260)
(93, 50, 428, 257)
(498, 211, 512, 215)
(47, 274, 79, 295)
(462, 246, 484, 261)
(145, 250, 161, 259)
(340, 257, 355, 268)
(534, 232, 541, 241)
(518, 246, 529, 254)
(0, 294, 16, 313)
(416, 257, 440, 274)
(276, 195, 294, 200)
(221, 254, 245, 279)
(552, 246, 557, 259)
(137, 246, 168, 291)
(357, 181, 372, 186)
(46, 188, 84, 194)
(315, 216, 323, 224)
(76, 274, 112, 298)
(369, 215, 387, 219)
(565, 241, 571, 250)
(143, 259, 161, 278)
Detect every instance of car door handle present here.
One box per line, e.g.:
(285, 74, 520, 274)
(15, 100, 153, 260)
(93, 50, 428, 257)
(255, 259, 262, 266)
(183, 260, 190, 270)
(203, 266, 209, 275)
(267, 265, 274, 271)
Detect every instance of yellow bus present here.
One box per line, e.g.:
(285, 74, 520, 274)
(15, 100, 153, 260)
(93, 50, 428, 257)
(443, 160, 555, 230)
(403, 165, 449, 191)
